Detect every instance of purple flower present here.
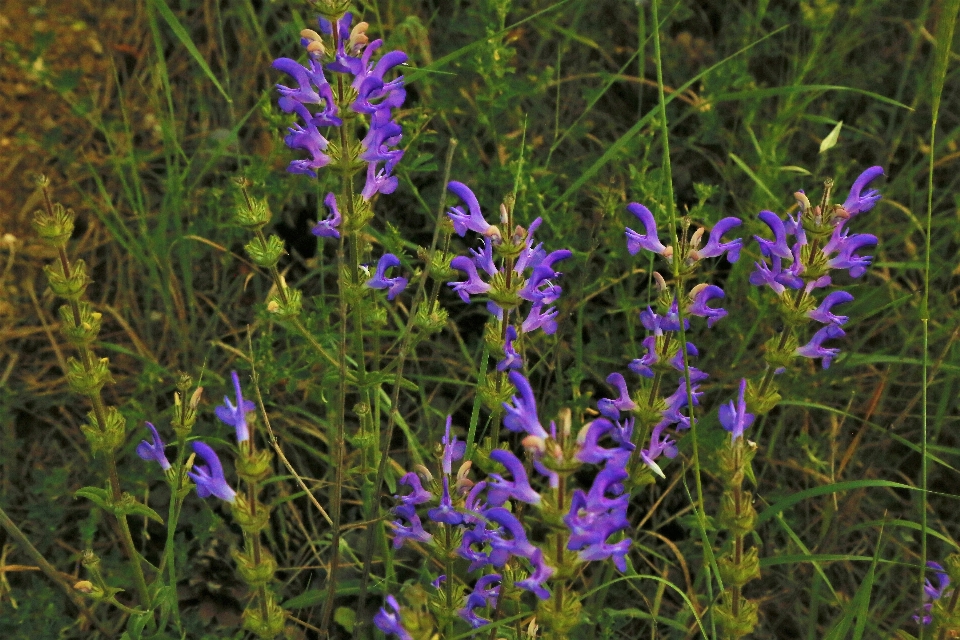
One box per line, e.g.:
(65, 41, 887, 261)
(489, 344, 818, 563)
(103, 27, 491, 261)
(272, 57, 340, 125)
(396, 471, 433, 506)
(497, 325, 524, 372)
(486, 450, 542, 506)
(391, 511, 433, 549)
(365, 253, 408, 300)
(520, 302, 559, 335)
(136, 422, 171, 471)
(696, 217, 743, 263)
(447, 181, 498, 238)
(440, 415, 466, 475)
(687, 283, 727, 327)
(427, 476, 463, 525)
(639, 419, 679, 478)
(516, 548, 555, 599)
(215, 370, 256, 443)
(278, 102, 332, 176)
(625, 203, 669, 256)
(915, 561, 951, 625)
(841, 166, 884, 216)
(187, 442, 236, 503)
(576, 417, 635, 464)
(579, 538, 631, 572)
(502, 371, 548, 439)
(458, 574, 501, 628)
(719, 379, 755, 442)
(755, 210, 792, 260)
(448, 255, 492, 303)
(824, 229, 877, 278)
(796, 323, 846, 368)
(596, 372, 638, 420)
(373, 595, 414, 640)
(483, 507, 539, 563)
(808, 291, 854, 325)
(311, 192, 342, 239)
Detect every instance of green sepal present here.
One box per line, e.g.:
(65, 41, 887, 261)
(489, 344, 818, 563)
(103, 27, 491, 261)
(244, 234, 285, 268)
(413, 303, 448, 336)
(717, 545, 761, 588)
(419, 246, 457, 281)
(427, 579, 465, 632)
(486, 271, 522, 310)
(242, 590, 286, 639)
(717, 490, 757, 536)
(714, 592, 759, 640)
(266, 287, 302, 319)
(66, 356, 114, 397)
(237, 448, 273, 484)
(235, 196, 272, 231)
(745, 379, 781, 416)
(477, 376, 515, 413)
(232, 493, 271, 534)
(233, 546, 277, 587)
(309, 0, 352, 21)
(58, 301, 102, 346)
(33, 202, 75, 247)
(79, 405, 127, 455)
(536, 584, 583, 636)
(45, 258, 90, 300)
(762, 332, 799, 370)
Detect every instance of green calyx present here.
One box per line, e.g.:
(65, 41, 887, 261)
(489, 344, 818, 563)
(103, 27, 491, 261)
(762, 332, 798, 370)
(236, 448, 273, 484)
(266, 287, 302, 319)
(45, 258, 90, 300)
(717, 545, 761, 588)
(342, 193, 373, 233)
(235, 196, 272, 231)
(232, 494, 271, 534)
(308, 0, 351, 21)
(59, 301, 102, 346)
(232, 546, 277, 587)
(717, 490, 757, 536)
(242, 590, 286, 639)
(80, 406, 127, 455)
(33, 202, 75, 248)
(714, 593, 759, 640)
(487, 271, 523, 310)
(477, 375, 516, 413)
(245, 234, 285, 268)
(745, 379, 780, 416)
(413, 303, 448, 336)
(419, 246, 457, 281)
(66, 356, 115, 397)
(536, 585, 583, 637)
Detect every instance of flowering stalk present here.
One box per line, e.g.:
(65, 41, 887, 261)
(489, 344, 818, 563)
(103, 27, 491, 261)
(713, 380, 760, 638)
(31, 177, 151, 609)
(913, 556, 960, 638)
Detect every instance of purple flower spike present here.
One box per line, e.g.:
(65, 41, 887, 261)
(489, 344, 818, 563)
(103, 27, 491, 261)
(718, 379, 755, 442)
(808, 291, 855, 325)
(311, 192, 342, 239)
(498, 325, 524, 372)
(697, 217, 743, 263)
(687, 284, 727, 328)
(366, 253, 408, 300)
(215, 370, 256, 443)
(502, 371, 548, 439)
(796, 323, 846, 368)
(188, 442, 236, 503)
(842, 166, 884, 216)
(136, 422, 171, 471)
(915, 561, 951, 625)
(755, 210, 793, 260)
(625, 203, 669, 256)
(373, 595, 414, 640)
(448, 256, 492, 303)
(516, 548, 555, 599)
(487, 450, 542, 506)
(447, 181, 497, 237)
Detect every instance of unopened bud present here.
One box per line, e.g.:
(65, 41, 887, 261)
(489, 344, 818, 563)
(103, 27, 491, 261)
(653, 271, 667, 292)
(74, 580, 94, 594)
(190, 386, 203, 409)
(414, 464, 434, 483)
(689, 227, 705, 250)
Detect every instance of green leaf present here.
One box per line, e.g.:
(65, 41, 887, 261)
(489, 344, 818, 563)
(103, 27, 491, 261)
(74, 486, 112, 512)
(334, 607, 356, 632)
(149, 0, 231, 103)
(819, 120, 843, 153)
(119, 500, 164, 525)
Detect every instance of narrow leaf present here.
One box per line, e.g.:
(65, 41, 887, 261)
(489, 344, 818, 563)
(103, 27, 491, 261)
(819, 120, 843, 153)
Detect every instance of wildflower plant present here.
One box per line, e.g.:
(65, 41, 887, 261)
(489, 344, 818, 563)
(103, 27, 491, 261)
(14, 1, 946, 639)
